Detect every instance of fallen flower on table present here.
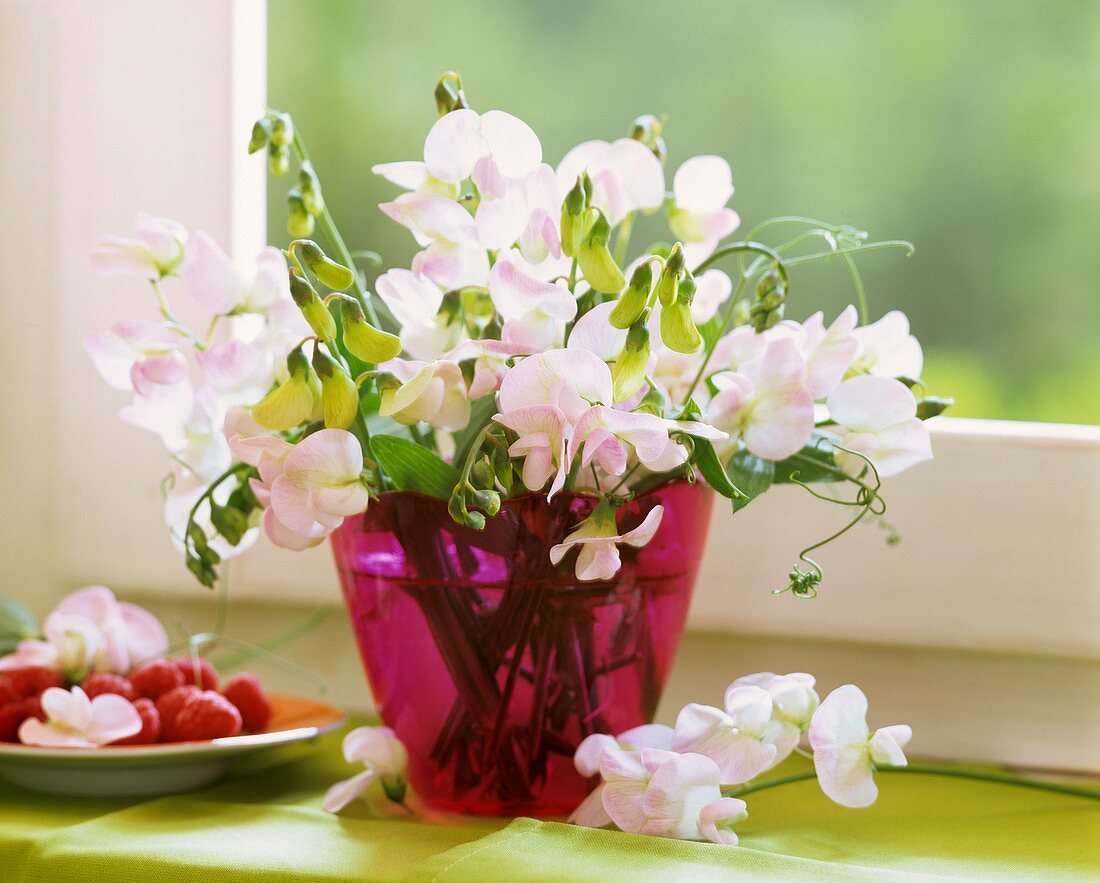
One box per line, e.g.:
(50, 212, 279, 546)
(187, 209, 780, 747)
(324, 725, 411, 815)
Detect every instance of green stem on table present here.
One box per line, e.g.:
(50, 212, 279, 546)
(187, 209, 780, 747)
(723, 765, 1100, 801)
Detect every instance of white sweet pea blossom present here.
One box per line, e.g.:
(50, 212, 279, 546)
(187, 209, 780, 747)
(497, 348, 613, 423)
(88, 212, 188, 279)
(556, 138, 665, 225)
(371, 161, 460, 200)
(446, 338, 529, 400)
(84, 319, 189, 394)
(850, 310, 924, 379)
(375, 269, 463, 360)
(0, 586, 168, 678)
(669, 156, 741, 267)
(325, 725, 409, 814)
(808, 684, 912, 808)
(671, 686, 782, 784)
(729, 672, 820, 735)
(489, 253, 576, 351)
(598, 748, 747, 845)
(826, 375, 932, 477)
(423, 108, 542, 195)
(19, 686, 142, 749)
(378, 358, 471, 431)
(549, 502, 664, 581)
(771, 307, 860, 399)
(476, 164, 562, 263)
(493, 404, 570, 497)
(707, 338, 815, 461)
(690, 270, 734, 324)
(267, 429, 370, 546)
(181, 232, 290, 314)
(379, 196, 489, 290)
(574, 724, 675, 778)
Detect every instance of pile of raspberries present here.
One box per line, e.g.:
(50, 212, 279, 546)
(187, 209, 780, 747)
(0, 660, 272, 744)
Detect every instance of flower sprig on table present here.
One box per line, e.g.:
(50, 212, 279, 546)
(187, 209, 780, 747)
(87, 71, 951, 593)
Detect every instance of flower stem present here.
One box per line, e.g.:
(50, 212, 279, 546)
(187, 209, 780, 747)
(723, 765, 1100, 801)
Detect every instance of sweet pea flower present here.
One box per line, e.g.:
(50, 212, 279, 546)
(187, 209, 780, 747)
(0, 613, 100, 680)
(826, 375, 932, 477)
(729, 672, 820, 736)
(493, 404, 570, 496)
(556, 138, 665, 225)
(575, 724, 675, 777)
(808, 684, 912, 808)
(118, 376, 197, 452)
(84, 319, 190, 393)
(690, 270, 734, 324)
(379, 196, 489, 290)
(181, 232, 290, 315)
(88, 212, 188, 279)
(772, 306, 860, 399)
(668, 156, 741, 267)
(672, 686, 782, 784)
(707, 338, 815, 461)
(476, 164, 562, 263)
(267, 429, 370, 544)
(375, 269, 462, 360)
(196, 339, 275, 410)
(549, 502, 664, 581)
(497, 348, 613, 423)
(19, 686, 142, 749)
(850, 310, 924, 379)
(371, 161, 460, 200)
(489, 252, 577, 351)
(446, 338, 529, 400)
(378, 358, 471, 431)
(597, 749, 747, 845)
(324, 725, 409, 813)
(422, 108, 542, 195)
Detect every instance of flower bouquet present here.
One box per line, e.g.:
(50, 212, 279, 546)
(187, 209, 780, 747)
(87, 72, 949, 814)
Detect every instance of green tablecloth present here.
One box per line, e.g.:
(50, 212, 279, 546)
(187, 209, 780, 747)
(1, 725, 1097, 882)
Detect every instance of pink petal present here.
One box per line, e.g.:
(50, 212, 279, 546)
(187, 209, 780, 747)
(284, 429, 364, 485)
(566, 302, 626, 361)
(574, 734, 619, 777)
(423, 109, 487, 183)
(263, 507, 327, 550)
(18, 719, 97, 749)
(118, 603, 169, 664)
(827, 375, 917, 435)
(89, 694, 143, 744)
(181, 231, 243, 313)
(617, 724, 674, 752)
(376, 268, 444, 330)
(673, 156, 735, 214)
(569, 784, 612, 827)
(698, 797, 747, 845)
(497, 349, 613, 417)
(478, 110, 542, 179)
(372, 161, 430, 190)
(324, 769, 380, 813)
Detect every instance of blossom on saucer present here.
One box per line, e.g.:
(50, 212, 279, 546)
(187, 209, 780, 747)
(19, 686, 142, 748)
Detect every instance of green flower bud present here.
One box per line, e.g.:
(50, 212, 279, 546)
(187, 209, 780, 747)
(268, 144, 290, 177)
(655, 244, 686, 307)
(660, 299, 702, 354)
(340, 298, 402, 363)
(609, 262, 653, 329)
(629, 114, 667, 164)
(297, 161, 325, 215)
(577, 211, 626, 294)
(434, 71, 467, 116)
(560, 176, 588, 258)
(312, 348, 359, 430)
(289, 267, 336, 341)
(677, 270, 697, 307)
(612, 320, 651, 401)
(270, 113, 295, 147)
(286, 189, 315, 238)
(252, 348, 320, 431)
(470, 488, 501, 517)
(470, 459, 493, 487)
(248, 118, 271, 155)
(293, 240, 356, 291)
(916, 396, 954, 420)
(749, 269, 788, 333)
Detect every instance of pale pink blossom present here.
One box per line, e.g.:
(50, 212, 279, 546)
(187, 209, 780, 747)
(423, 108, 542, 194)
(88, 212, 188, 279)
(84, 319, 189, 393)
(549, 503, 664, 581)
(380, 196, 489, 290)
(196, 339, 274, 410)
(772, 306, 860, 399)
(493, 405, 570, 496)
(850, 310, 924, 379)
(266, 429, 369, 546)
(325, 725, 409, 813)
(378, 358, 471, 431)
(476, 164, 562, 263)
(706, 338, 815, 461)
(690, 270, 733, 324)
(729, 671, 820, 736)
(446, 338, 529, 400)
(489, 253, 576, 351)
(669, 156, 741, 267)
(574, 724, 674, 777)
(671, 686, 781, 784)
(371, 161, 460, 200)
(826, 375, 932, 477)
(375, 268, 462, 360)
(497, 348, 613, 423)
(556, 139, 665, 225)
(808, 684, 911, 808)
(181, 232, 290, 314)
(19, 686, 142, 749)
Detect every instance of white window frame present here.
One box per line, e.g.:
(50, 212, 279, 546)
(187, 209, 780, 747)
(5, 0, 1097, 770)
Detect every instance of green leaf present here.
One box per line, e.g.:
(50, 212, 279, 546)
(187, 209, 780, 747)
(371, 434, 462, 498)
(0, 597, 39, 656)
(773, 436, 843, 484)
(691, 438, 746, 500)
(727, 449, 775, 512)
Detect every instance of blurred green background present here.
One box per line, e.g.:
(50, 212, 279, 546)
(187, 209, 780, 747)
(269, 0, 1100, 424)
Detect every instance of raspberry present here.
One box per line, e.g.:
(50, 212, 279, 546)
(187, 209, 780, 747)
(0, 697, 44, 742)
(112, 698, 160, 745)
(155, 685, 199, 741)
(0, 677, 20, 707)
(130, 659, 185, 700)
(172, 690, 242, 741)
(173, 657, 220, 691)
(222, 673, 272, 732)
(4, 667, 64, 698)
(81, 673, 137, 702)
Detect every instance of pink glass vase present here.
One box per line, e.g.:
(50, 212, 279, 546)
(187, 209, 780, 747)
(330, 479, 713, 816)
